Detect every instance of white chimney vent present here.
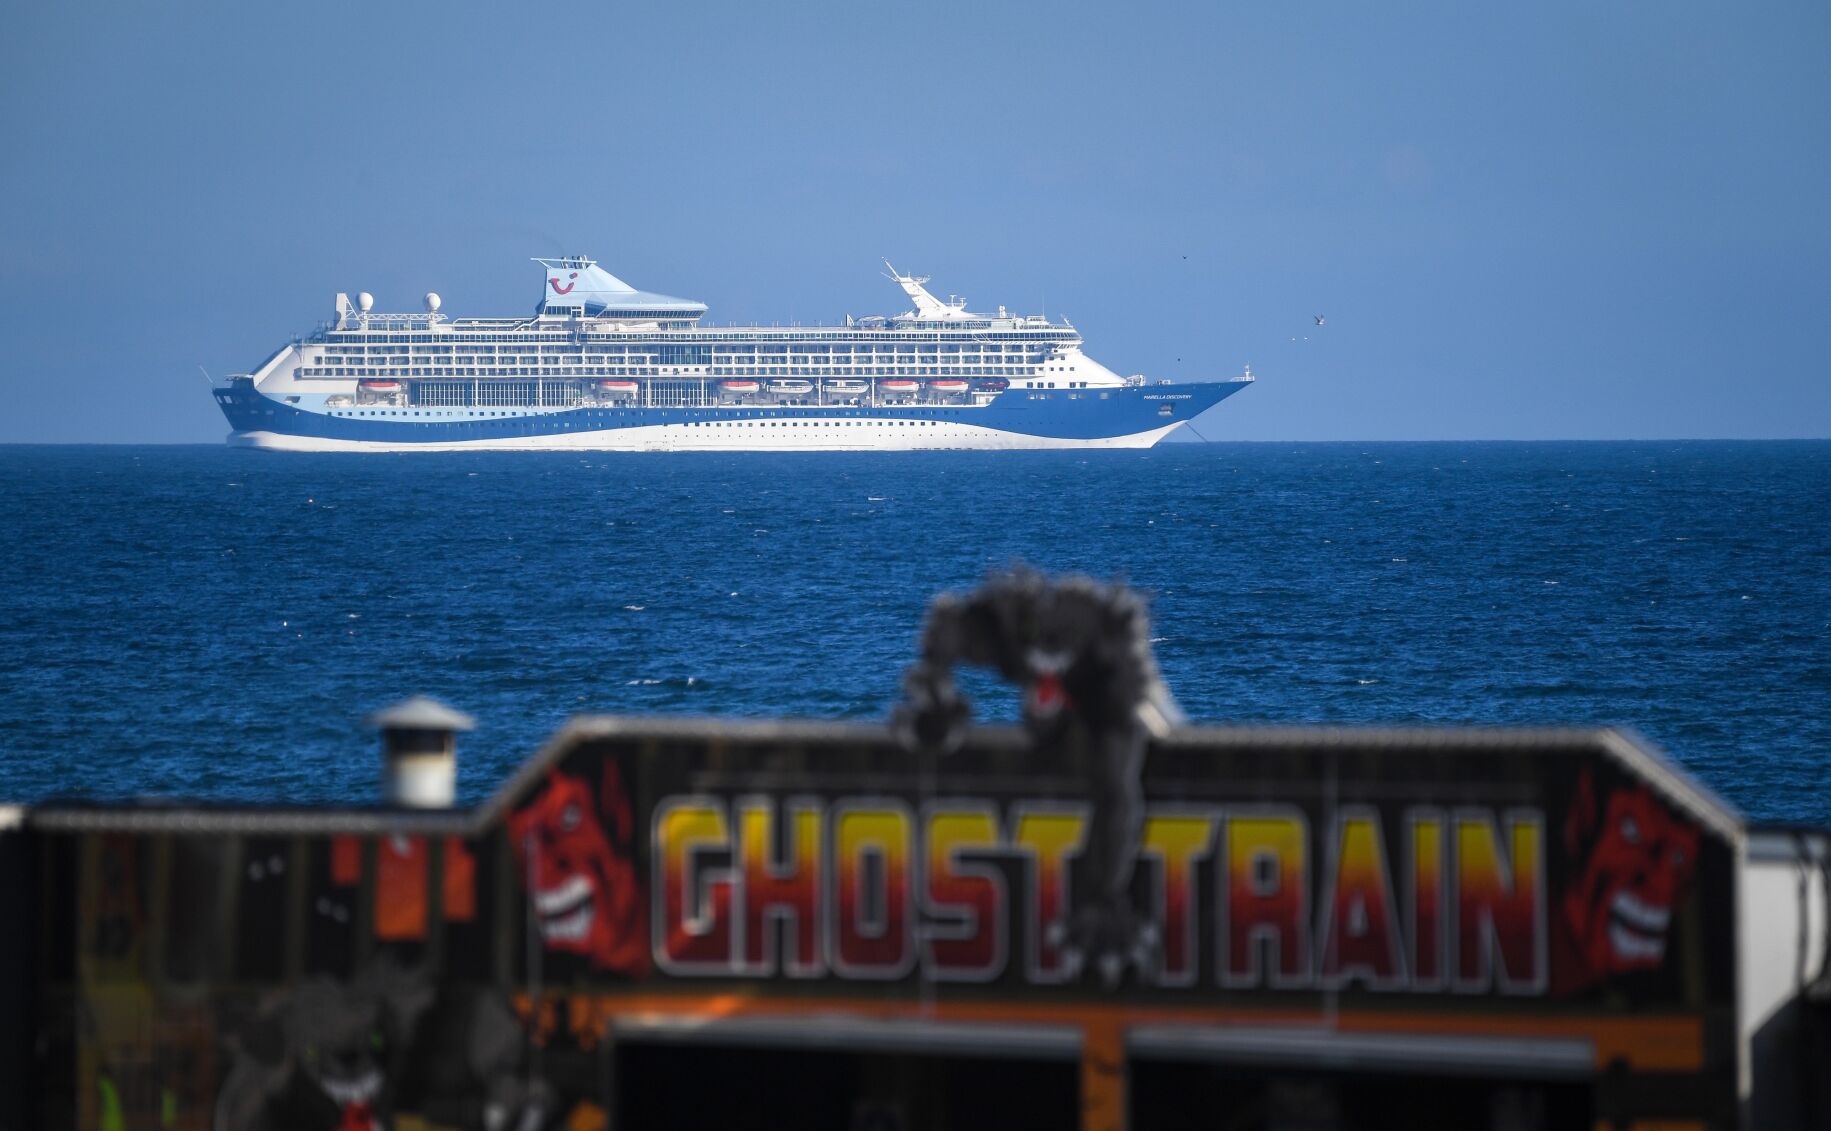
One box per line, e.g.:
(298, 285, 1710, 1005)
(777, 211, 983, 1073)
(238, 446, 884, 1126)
(367, 695, 475, 808)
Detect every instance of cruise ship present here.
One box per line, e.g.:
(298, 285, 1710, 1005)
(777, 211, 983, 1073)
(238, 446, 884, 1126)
(213, 256, 1252, 451)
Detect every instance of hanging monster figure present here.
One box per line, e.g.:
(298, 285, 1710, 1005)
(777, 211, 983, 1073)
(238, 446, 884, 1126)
(894, 567, 1181, 987)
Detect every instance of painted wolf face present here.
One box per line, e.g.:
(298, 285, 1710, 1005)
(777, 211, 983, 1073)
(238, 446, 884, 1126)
(1562, 776, 1700, 980)
(287, 980, 392, 1124)
(216, 961, 434, 1131)
(509, 765, 649, 975)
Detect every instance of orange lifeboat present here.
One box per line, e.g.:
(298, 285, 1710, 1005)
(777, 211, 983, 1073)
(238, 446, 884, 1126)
(929, 379, 969, 395)
(358, 379, 402, 392)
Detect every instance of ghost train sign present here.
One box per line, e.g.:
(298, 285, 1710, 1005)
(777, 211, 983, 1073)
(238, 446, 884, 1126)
(647, 788, 1558, 995)
(517, 719, 1727, 1012)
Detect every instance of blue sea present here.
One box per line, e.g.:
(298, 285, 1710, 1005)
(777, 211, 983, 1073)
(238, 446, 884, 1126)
(1, 442, 1826, 822)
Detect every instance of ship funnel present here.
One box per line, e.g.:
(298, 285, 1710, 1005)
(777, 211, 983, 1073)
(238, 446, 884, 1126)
(368, 695, 474, 808)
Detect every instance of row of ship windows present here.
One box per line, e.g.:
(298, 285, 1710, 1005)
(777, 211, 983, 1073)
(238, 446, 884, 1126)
(319, 331, 1075, 344)
(331, 410, 531, 417)
(321, 341, 1042, 351)
(312, 364, 1038, 374)
(312, 358, 1040, 366)
(542, 310, 699, 321)
(311, 349, 1047, 358)
(312, 352, 1043, 363)
(314, 348, 1040, 356)
(302, 367, 1038, 378)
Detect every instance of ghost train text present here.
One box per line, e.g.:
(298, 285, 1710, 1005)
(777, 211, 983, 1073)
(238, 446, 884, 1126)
(650, 797, 1547, 995)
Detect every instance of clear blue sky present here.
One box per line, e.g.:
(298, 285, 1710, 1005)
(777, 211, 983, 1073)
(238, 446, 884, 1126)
(1, 0, 1825, 442)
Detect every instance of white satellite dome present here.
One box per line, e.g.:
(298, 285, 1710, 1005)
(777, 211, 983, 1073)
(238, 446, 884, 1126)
(423, 292, 442, 313)
(357, 292, 375, 312)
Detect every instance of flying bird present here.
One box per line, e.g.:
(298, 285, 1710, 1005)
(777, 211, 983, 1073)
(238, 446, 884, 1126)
(1314, 315, 1325, 326)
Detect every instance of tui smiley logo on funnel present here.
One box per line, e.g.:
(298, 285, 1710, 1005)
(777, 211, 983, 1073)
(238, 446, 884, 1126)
(549, 271, 578, 295)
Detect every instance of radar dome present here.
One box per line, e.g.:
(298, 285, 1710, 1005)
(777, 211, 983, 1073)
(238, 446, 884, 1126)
(357, 292, 375, 312)
(423, 292, 442, 313)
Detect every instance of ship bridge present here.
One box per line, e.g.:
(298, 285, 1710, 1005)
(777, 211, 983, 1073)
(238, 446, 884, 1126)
(880, 261, 1058, 331)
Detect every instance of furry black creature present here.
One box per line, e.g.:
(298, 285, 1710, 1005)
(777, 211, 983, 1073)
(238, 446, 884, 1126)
(215, 958, 549, 1131)
(894, 567, 1181, 987)
(214, 959, 432, 1131)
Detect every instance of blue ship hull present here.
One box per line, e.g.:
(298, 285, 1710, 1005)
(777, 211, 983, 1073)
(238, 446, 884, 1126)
(215, 379, 1250, 451)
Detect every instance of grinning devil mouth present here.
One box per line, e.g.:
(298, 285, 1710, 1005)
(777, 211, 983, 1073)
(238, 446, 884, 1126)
(316, 1066, 382, 1108)
(534, 874, 596, 942)
(1606, 890, 1672, 963)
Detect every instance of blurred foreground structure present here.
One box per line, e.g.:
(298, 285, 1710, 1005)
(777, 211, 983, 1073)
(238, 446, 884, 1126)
(3, 589, 1830, 1129)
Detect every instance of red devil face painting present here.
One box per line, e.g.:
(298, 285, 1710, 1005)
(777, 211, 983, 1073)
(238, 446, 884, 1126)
(508, 763, 648, 976)
(1560, 769, 1700, 986)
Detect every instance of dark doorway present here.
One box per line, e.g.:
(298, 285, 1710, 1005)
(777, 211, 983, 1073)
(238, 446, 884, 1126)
(1131, 1061, 1593, 1131)
(616, 1041, 1078, 1131)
